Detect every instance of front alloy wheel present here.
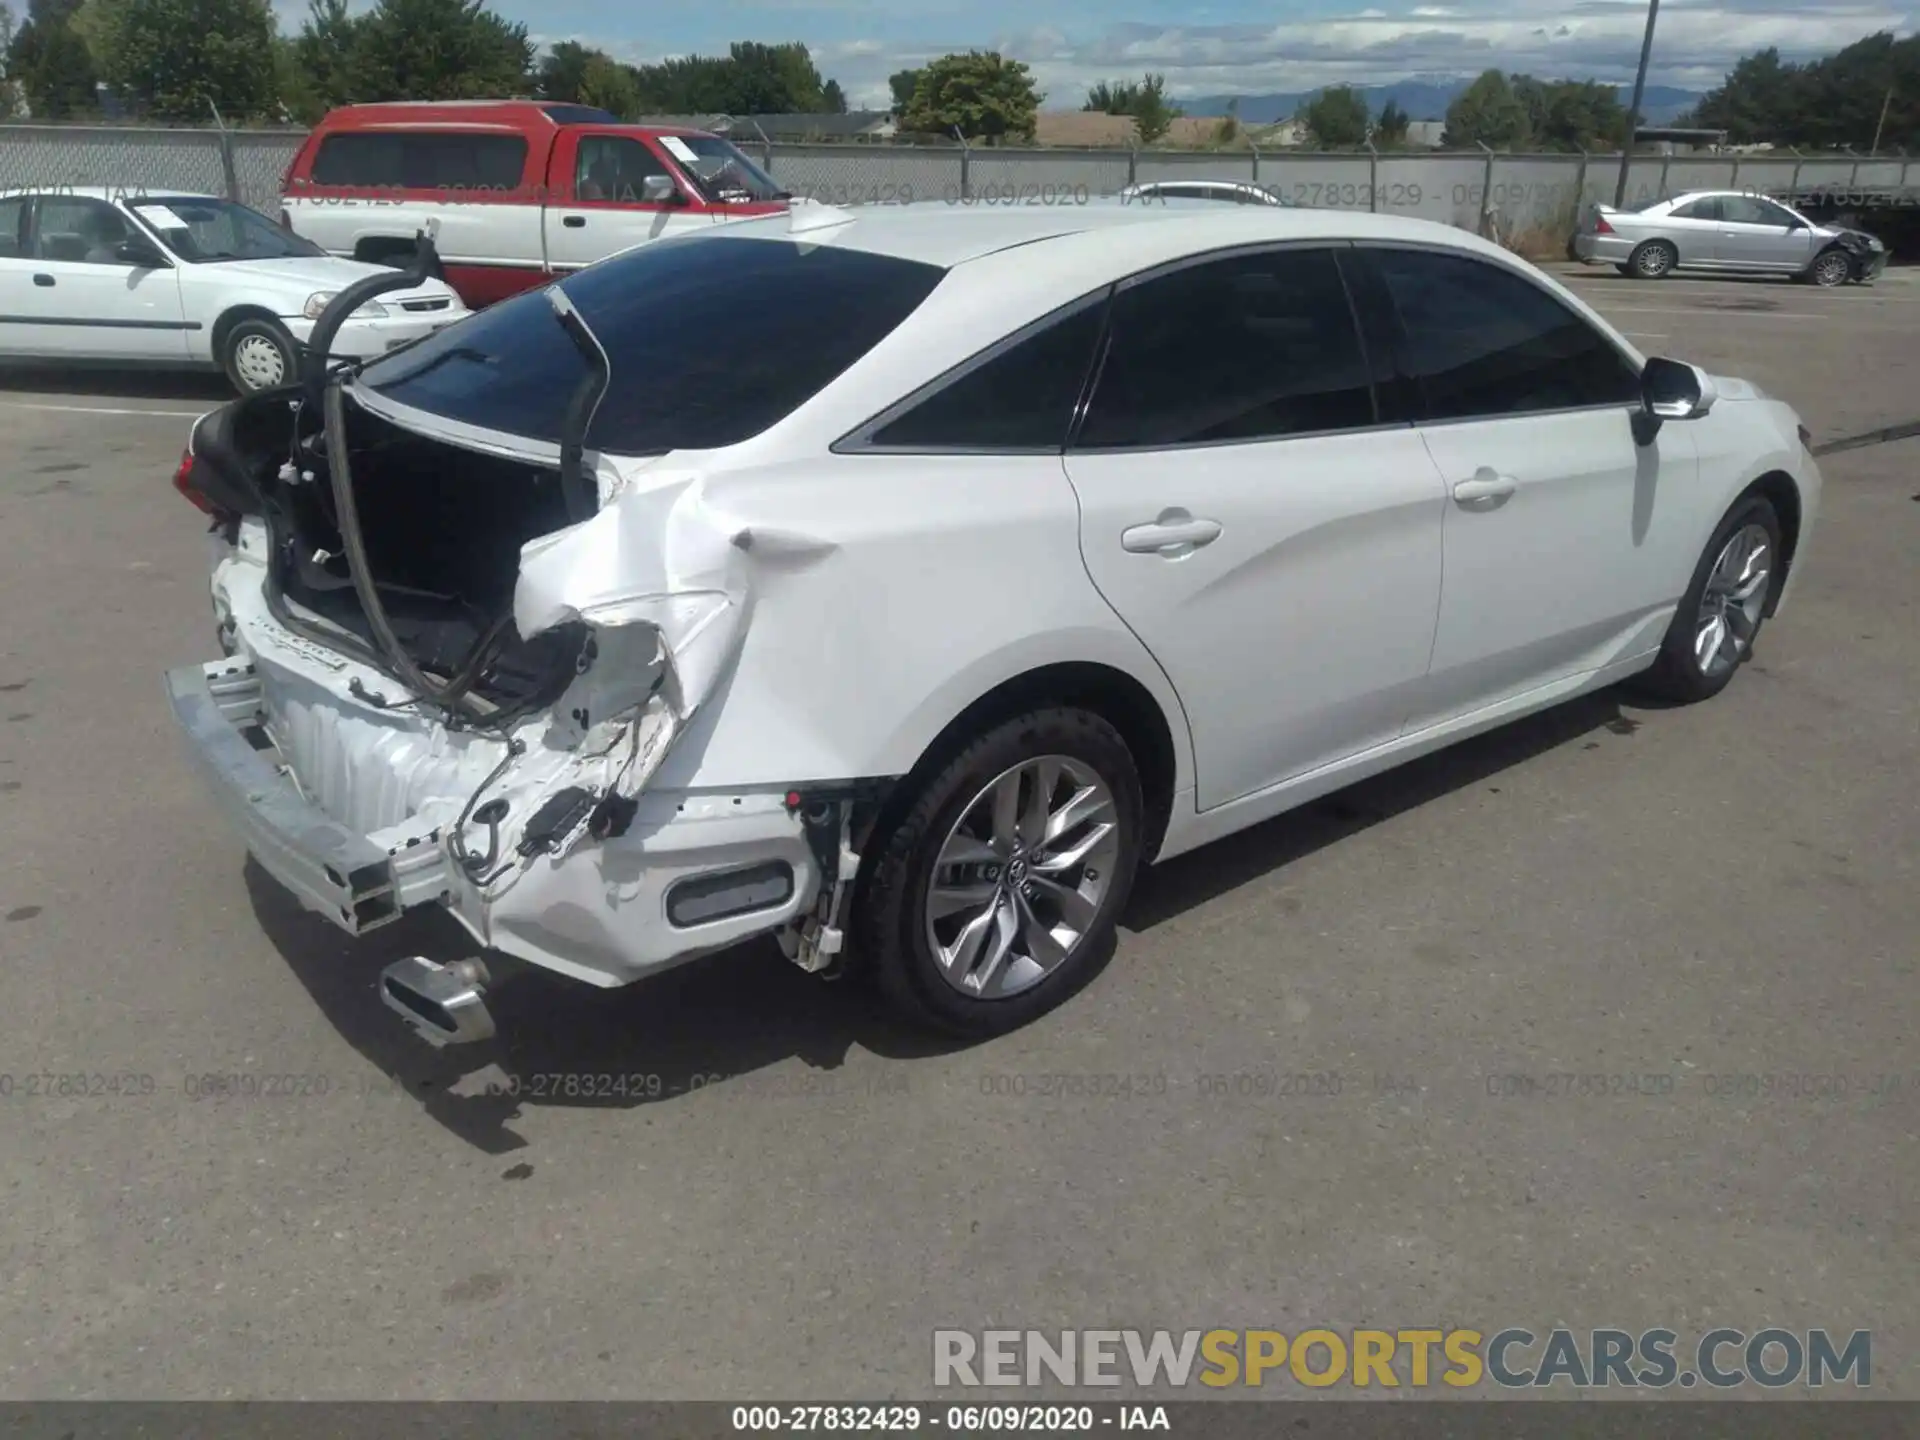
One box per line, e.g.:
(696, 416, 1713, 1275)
(1809, 250, 1852, 287)
(1693, 523, 1773, 680)
(1633, 495, 1782, 704)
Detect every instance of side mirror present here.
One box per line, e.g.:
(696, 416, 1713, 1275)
(641, 174, 681, 205)
(1634, 356, 1718, 444)
(116, 236, 167, 268)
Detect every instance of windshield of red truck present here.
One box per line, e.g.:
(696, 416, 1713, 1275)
(660, 134, 786, 204)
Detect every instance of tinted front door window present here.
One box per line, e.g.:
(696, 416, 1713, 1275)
(1367, 247, 1640, 421)
(1077, 247, 1374, 448)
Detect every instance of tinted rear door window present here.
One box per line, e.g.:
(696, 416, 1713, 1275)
(1076, 246, 1375, 449)
(1366, 247, 1640, 421)
(311, 132, 528, 190)
(359, 235, 945, 454)
(863, 299, 1107, 451)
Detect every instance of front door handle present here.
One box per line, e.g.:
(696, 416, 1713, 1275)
(1452, 469, 1517, 505)
(33, 273, 54, 287)
(1121, 512, 1223, 556)
(563, 215, 586, 228)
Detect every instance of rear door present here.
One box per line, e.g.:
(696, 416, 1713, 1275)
(1062, 244, 1449, 810)
(8, 195, 187, 361)
(544, 130, 715, 272)
(1714, 195, 1816, 271)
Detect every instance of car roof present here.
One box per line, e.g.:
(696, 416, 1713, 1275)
(709, 199, 1485, 269)
(15, 186, 221, 203)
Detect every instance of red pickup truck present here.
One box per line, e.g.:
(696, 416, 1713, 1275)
(282, 101, 791, 308)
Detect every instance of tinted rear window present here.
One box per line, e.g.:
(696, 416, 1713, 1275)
(310, 132, 528, 189)
(358, 236, 946, 454)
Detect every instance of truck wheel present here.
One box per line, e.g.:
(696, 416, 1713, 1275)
(221, 316, 297, 394)
(854, 707, 1143, 1038)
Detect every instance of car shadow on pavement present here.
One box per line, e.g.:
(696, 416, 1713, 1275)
(245, 682, 1659, 1152)
(1127, 685, 1652, 930)
(0, 363, 231, 402)
(243, 861, 960, 1154)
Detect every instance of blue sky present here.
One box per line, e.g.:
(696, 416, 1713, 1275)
(278, 0, 1918, 107)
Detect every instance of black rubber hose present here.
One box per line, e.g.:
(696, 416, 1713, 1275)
(303, 229, 441, 404)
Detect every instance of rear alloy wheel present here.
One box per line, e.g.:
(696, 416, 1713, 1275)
(221, 317, 298, 395)
(1632, 495, 1782, 704)
(1629, 240, 1677, 280)
(855, 708, 1143, 1037)
(1807, 249, 1852, 288)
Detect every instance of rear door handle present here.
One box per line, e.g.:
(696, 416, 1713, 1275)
(33, 273, 54, 287)
(1452, 469, 1517, 505)
(1121, 514, 1223, 556)
(563, 215, 586, 228)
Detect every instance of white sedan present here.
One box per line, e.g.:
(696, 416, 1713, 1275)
(0, 187, 468, 392)
(165, 200, 1821, 1047)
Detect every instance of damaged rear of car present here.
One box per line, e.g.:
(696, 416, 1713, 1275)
(165, 230, 948, 1045)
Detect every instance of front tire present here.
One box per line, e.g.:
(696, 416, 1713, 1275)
(1628, 239, 1677, 279)
(1632, 495, 1782, 704)
(220, 316, 298, 395)
(1804, 249, 1852, 288)
(854, 707, 1143, 1038)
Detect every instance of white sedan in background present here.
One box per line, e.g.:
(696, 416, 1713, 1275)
(167, 201, 1821, 1048)
(0, 187, 468, 392)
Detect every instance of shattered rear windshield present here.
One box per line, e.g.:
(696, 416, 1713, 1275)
(357, 235, 946, 454)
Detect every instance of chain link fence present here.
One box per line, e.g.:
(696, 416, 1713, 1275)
(4, 123, 1914, 250)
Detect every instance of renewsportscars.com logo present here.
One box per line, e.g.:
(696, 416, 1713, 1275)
(932, 1328, 1872, 1391)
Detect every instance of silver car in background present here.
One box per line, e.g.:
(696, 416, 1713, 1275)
(1574, 189, 1887, 286)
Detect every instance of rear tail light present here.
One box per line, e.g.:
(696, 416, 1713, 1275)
(1593, 215, 1615, 235)
(173, 447, 216, 515)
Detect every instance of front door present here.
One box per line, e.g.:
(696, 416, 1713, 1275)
(544, 132, 709, 272)
(1712, 195, 1817, 272)
(1063, 244, 1449, 810)
(8, 195, 186, 361)
(1352, 244, 1700, 728)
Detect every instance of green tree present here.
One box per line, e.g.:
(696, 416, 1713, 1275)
(1298, 84, 1368, 147)
(1085, 72, 1181, 143)
(887, 66, 921, 117)
(1442, 68, 1530, 148)
(536, 39, 598, 103)
(821, 77, 845, 113)
(900, 50, 1039, 142)
(721, 40, 828, 112)
(1374, 97, 1410, 146)
(271, 32, 320, 121)
(293, 0, 364, 108)
(576, 51, 639, 118)
(7, 12, 96, 116)
(346, 0, 532, 103)
(101, 0, 275, 121)
(1695, 33, 1917, 151)
(1211, 96, 1240, 147)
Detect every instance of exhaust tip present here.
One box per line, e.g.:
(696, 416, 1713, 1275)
(379, 955, 495, 1048)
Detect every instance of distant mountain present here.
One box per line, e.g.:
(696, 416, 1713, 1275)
(1182, 80, 1702, 128)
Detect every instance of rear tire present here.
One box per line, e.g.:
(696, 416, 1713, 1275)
(220, 316, 297, 395)
(1628, 239, 1677, 280)
(1631, 495, 1783, 704)
(854, 707, 1143, 1038)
